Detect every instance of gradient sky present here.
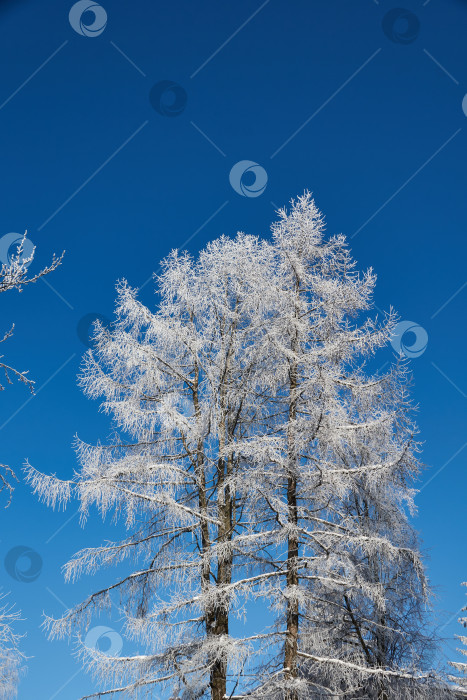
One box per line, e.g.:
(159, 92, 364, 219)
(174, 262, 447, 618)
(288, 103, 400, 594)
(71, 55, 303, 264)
(0, 0, 466, 697)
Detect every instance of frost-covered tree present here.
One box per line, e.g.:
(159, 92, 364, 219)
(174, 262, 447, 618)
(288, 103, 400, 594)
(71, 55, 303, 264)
(0, 598, 23, 699)
(26, 195, 447, 699)
(225, 196, 447, 699)
(0, 233, 62, 697)
(449, 583, 467, 694)
(26, 233, 280, 699)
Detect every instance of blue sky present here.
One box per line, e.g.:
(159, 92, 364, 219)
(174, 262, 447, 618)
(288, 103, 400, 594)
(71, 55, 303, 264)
(0, 0, 466, 697)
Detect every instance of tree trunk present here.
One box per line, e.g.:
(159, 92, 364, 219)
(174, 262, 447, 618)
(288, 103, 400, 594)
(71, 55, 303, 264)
(211, 606, 229, 700)
(193, 362, 222, 697)
(284, 472, 299, 700)
(284, 284, 299, 700)
(210, 370, 234, 700)
(210, 452, 232, 700)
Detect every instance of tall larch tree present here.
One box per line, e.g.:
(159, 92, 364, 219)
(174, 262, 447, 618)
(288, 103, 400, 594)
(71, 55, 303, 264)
(26, 233, 278, 699)
(234, 196, 450, 699)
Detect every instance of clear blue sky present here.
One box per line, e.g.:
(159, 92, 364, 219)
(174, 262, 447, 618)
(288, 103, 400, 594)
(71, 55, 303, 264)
(0, 1, 466, 697)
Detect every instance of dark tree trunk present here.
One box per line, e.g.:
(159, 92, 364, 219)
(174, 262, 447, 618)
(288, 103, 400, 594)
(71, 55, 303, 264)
(284, 294, 299, 700)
